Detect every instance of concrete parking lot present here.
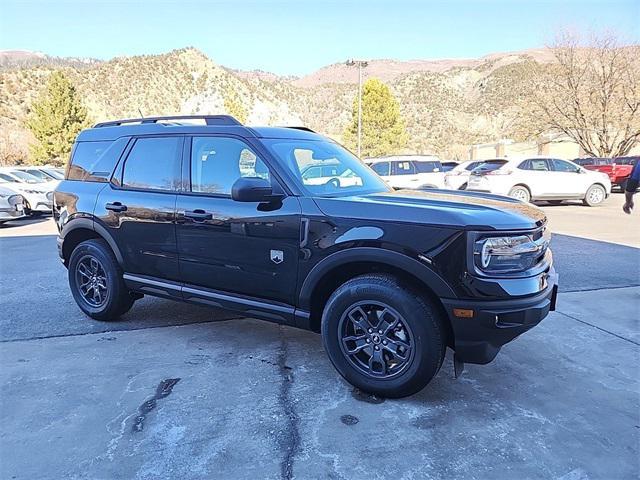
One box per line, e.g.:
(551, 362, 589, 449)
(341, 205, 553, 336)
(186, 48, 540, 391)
(1, 196, 639, 479)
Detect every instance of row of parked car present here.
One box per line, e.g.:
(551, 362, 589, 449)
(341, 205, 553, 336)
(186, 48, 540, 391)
(363, 155, 638, 206)
(0, 166, 63, 223)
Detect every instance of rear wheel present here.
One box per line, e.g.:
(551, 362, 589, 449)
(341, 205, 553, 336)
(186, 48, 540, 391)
(583, 184, 606, 207)
(321, 274, 446, 398)
(459, 183, 468, 190)
(508, 185, 531, 202)
(68, 239, 136, 320)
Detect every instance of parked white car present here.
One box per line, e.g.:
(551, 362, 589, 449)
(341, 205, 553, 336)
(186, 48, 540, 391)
(366, 155, 445, 189)
(300, 161, 363, 187)
(444, 160, 488, 190)
(466, 157, 611, 206)
(0, 183, 26, 223)
(13, 166, 64, 183)
(0, 168, 55, 214)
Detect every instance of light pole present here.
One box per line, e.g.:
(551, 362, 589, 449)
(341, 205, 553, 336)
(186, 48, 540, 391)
(346, 59, 368, 158)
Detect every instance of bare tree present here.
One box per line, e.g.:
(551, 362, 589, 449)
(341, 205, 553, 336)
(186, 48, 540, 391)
(534, 31, 640, 157)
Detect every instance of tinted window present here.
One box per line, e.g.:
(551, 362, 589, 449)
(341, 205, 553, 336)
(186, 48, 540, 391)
(0, 173, 19, 183)
(473, 160, 508, 173)
(122, 137, 181, 191)
(191, 137, 269, 195)
(392, 161, 416, 175)
(68, 141, 115, 181)
(551, 159, 579, 172)
(520, 159, 549, 171)
(370, 162, 390, 176)
(414, 161, 441, 173)
(465, 161, 482, 171)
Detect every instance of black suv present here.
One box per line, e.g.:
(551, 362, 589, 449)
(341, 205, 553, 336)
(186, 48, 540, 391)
(54, 115, 558, 398)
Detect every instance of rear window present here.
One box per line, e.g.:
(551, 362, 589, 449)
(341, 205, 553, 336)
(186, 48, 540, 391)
(473, 160, 508, 173)
(67, 141, 116, 182)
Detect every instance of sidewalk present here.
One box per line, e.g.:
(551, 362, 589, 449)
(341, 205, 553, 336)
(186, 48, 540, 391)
(2, 287, 638, 479)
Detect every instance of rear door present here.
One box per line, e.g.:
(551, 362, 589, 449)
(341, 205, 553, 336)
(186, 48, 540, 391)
(175, 135, 301, 306)
(95, 135, 182, 283)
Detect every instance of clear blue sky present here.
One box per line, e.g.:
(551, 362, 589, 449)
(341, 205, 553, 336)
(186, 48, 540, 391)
(1, 0, 638, 75)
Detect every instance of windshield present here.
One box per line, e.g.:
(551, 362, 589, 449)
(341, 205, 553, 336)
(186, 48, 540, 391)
(6, 170, 40, 183)
(472, 160, 508, 174)
(43, 168, 65, 179)
(263, 139, 391, 197)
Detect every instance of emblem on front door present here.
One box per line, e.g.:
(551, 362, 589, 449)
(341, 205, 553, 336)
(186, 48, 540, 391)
(270, 250, 284, 264)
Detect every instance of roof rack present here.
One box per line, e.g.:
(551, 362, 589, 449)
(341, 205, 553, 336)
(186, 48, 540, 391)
(93, 115, 242, 128)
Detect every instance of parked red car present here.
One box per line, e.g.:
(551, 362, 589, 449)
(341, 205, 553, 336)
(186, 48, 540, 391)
(573, 157, 638, 191)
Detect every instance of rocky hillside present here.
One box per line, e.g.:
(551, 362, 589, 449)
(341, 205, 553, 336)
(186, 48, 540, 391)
(0, 47, 554, 162)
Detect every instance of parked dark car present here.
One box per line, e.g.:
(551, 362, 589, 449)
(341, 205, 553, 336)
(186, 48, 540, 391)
(54, 115, 558, 398)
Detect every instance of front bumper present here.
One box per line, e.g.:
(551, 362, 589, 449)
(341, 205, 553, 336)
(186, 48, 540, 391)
(441, 269, 558, 364)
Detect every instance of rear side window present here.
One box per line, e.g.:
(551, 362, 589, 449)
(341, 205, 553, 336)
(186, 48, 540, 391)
(414, 161, 441, 173)
(122, 137, 181, 191)
(67, 141, 115, 181)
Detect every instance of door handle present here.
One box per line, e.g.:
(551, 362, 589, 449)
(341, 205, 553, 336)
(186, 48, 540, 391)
(184, 209, 212, 221)
(105, 202, 127, 212)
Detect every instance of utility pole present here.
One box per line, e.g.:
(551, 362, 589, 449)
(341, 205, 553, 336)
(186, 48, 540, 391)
(346, 59, 368, 158)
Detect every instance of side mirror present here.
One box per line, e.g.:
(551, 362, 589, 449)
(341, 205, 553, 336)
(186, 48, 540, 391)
(231, 177, 278, 202)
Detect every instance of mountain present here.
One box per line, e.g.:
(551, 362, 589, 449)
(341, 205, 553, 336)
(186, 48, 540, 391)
(0, 47, 555, 162)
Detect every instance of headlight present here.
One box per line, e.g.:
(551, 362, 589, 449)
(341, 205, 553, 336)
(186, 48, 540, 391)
(46, 191, 54, 201)
(474, 231, 550, 273)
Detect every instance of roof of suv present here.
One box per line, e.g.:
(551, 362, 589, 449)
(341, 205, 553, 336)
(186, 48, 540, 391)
(77, 115, 326, 143)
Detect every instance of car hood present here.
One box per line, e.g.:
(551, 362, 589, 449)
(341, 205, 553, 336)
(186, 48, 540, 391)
(313, 189, 546, 231)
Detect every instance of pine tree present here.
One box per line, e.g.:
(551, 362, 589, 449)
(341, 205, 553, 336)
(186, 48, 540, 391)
(343, 78, 408, 157)
(25, 71, 88, 166)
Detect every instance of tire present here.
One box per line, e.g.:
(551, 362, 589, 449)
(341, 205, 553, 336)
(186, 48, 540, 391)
(321, 274, 446, 398)
(23, 200, 32, 216)
(459, 183, 468, 190)
(583, 184, 606, 207)
(508, 185, 531, 203)
(68, 239, 136, 320)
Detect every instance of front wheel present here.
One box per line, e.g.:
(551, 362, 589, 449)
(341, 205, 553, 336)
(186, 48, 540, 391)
(583, 184, 606, 207)
(68, 239, 136, 320)
(321, 274, 446, 398)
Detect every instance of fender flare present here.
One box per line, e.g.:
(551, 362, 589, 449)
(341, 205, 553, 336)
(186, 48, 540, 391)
(298, 247, 456, 311)
(61, 217, 125, 266)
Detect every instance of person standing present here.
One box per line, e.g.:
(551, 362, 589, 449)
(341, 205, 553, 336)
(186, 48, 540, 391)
(623, 160, 640, 214)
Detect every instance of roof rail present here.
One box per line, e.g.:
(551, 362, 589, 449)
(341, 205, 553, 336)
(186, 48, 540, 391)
(93, 115, 242, 128)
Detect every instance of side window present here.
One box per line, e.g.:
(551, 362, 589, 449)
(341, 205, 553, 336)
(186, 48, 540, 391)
(122, 137, 181, 191)
(414, 161, 441, 173)
(67, 141, 116, 182)
(551, 159, 579, 172)
(527, 159, 550, 171)
(371, 162, 390, 176)
(392, 161, 415, 175)
(191, 137, 269, 195)
(466, 161, 481, 171)
(517, 160, 530, 170)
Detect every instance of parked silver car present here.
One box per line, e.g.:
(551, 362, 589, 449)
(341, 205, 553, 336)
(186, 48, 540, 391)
(0, 184, 26, 223)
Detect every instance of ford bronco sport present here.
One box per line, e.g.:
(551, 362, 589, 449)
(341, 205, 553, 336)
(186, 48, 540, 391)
(54, 115, 558, 398)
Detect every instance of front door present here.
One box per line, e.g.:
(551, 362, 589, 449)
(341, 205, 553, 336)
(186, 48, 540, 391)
(176, 135, 301, 306)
